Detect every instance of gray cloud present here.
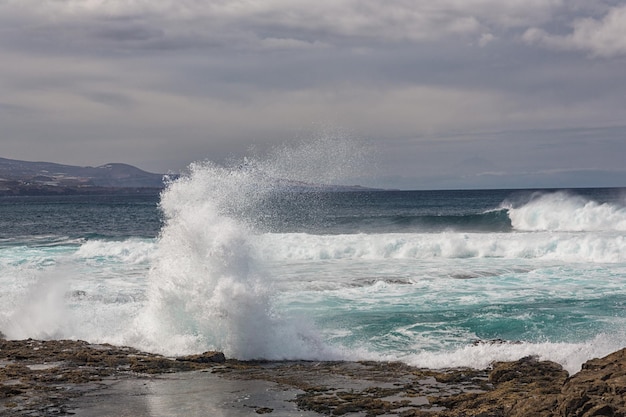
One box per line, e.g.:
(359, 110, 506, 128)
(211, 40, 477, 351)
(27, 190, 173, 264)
(0, 0, 565, 51)
(0, 1, 625, 189)
(523, 4, 626, 58)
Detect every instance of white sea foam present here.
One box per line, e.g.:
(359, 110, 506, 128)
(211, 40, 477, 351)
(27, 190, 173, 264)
(0, 245, 147, 344)
(73, 239, 156, 265)
(404, 333, 626, 374)
(253, 231, 626, 263)
(1, 263, 75, 340)
(507, 191, 626, 232)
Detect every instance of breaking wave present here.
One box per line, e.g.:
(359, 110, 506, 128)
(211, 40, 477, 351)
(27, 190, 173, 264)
(506, 191, 626, 232)
(254, 231, 626, 263)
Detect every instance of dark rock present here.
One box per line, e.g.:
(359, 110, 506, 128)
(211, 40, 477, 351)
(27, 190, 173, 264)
(0, 385, 25, 398)
(556, 349, 626, 417)
(489, 355, 567, 390)
(3, 339, 626, 417)
(472, 338, 523, 346)
(176, 351, 226, 364)
(0, 339, 228, 415)
(433, 355, 568, 416)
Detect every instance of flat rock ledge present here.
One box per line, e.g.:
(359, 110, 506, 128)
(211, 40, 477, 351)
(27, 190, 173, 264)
(1, 338, 626, 417)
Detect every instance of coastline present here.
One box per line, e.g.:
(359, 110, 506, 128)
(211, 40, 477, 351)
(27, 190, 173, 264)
(1, 338, 625, 416)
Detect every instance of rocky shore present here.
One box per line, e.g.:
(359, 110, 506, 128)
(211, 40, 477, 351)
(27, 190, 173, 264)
(1, 337, 625, 416)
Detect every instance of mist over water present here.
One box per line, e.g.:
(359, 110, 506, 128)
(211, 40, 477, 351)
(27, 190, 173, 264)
(1, 138, 625, 373)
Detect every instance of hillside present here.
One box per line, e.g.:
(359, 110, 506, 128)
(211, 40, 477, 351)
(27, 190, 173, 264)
(0, 157, 166, 195)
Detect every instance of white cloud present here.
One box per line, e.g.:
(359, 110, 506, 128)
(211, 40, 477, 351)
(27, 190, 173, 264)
(523, 5, 626, 58)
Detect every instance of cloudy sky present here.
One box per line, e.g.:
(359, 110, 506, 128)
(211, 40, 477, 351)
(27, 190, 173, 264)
(1, 0, 625, 189)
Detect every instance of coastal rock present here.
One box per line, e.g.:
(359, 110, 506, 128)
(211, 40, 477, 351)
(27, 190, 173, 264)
(556, 348, 626, 416)
(0, 339, 229, 416)
(175, 351, 226, 364)
(2, 339, 626, 417)
(431, 350, 626, 416)
(432, 355, 568, 417)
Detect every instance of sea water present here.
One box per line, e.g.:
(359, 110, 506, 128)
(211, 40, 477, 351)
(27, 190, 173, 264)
(1, 153, 625, 374)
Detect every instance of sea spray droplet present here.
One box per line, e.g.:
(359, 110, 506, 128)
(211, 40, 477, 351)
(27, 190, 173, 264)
(136, 137, 369, 359)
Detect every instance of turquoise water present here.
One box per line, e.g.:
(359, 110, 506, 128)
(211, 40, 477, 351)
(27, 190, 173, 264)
(1, 181, 625, 373)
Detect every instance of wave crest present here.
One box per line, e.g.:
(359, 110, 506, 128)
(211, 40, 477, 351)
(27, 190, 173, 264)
(506, 191, 626, 232)
(255, 232, 626, 263)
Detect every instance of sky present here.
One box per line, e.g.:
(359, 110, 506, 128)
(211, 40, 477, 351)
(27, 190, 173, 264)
(1, 0, 626, 190)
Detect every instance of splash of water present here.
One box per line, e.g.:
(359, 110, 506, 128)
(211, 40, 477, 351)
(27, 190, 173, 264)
(134, 136, 369, 358)
(506, 191, 626, 232)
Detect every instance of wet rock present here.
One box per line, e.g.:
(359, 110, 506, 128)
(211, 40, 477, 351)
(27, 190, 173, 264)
(433, 349, 626, 417)
(0, 339, 227, 415)
(176, 351, 226, 364)
(432, 355, 568, 417)
(472, 338, 523, 346)
(490, 355, 568, 390)
(556, 348, 626, 417)
(2, 339, 626, 417)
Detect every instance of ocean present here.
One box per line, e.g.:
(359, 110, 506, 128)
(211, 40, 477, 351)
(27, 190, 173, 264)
(1, 162, 625, 375)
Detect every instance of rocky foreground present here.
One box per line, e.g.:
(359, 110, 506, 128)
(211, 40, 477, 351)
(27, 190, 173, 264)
(1, 338, 625, 417)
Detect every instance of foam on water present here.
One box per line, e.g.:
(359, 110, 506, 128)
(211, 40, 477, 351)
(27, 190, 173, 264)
(254, 231, 626, 263)
(2, 267, 72, 340)
(403, 333, 626, 374)
(73, 239, 156, 265)
(506, 191, 626, 232)
(270, 255, 626, 373)
(0, 241, 149, 344)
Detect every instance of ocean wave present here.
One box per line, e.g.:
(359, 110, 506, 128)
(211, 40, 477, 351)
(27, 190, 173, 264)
(72, 238, 156, 265)
(404, 333, 625, 374)
(324, 210, 513, 233)
(506, 191, 626, 232)
(254, 231, 626, 263)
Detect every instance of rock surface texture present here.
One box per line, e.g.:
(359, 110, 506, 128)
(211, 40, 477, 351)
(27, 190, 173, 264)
(1, 337, 626, 416)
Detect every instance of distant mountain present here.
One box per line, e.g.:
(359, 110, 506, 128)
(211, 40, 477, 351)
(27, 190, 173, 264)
(0, 156, 383, 196)
(0, 157, 166, 195)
